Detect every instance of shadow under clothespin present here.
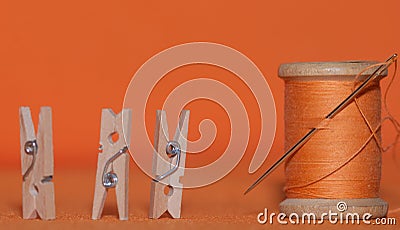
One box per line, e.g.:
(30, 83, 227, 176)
(92, 108, 132, 220)
(19, 106, 55, 220)
(149, 110, 190, 219)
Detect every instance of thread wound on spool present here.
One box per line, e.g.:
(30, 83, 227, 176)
(284, 80, 381, 198)
(279, 61, 386, 199)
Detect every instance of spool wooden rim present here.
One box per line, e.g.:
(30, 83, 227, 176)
(280, 198, 388, 219)
(278, 61, 388, 80)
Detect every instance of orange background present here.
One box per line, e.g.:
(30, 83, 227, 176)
(1, 0, 400, 228)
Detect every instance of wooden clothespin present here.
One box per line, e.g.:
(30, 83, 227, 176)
(19, 106, 55, 220)
(92, 108, 132, 220)
(149, 110, 190, 219)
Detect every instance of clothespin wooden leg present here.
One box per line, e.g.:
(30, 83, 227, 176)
(114, 152, 129, 220)
(149, 110, 190, 219)
(20, 107, 37, 219)
(167, 110, 189, 218)
(92, 153, 109, 220)
(35, 107, 55, 220)
(21, 182, 36, 219)
(92, 108, 132, 220)
(20, 106, 55, 220)
(149, 111, 170, 218)
(35, 181, 56, 219)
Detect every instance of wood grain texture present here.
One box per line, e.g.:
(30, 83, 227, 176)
(149, 110, 190, 219)
(19, 107, 55, 220)
(92, 109, 132, 220)
(280, 198, 388, 219)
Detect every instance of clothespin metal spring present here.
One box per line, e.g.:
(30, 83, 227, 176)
(22, 140, 38, 181)
(154, 141, 181, 182)
(102, 146, 128, 188)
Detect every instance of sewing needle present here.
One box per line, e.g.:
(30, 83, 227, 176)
(244, 54, 398, 195)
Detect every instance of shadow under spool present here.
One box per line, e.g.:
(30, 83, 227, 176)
(278, 61, 388, 218)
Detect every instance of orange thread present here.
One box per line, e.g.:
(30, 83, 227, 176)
(283, 61, 399, 199)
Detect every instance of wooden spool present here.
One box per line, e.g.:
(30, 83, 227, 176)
(278, 61, 388, 219)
